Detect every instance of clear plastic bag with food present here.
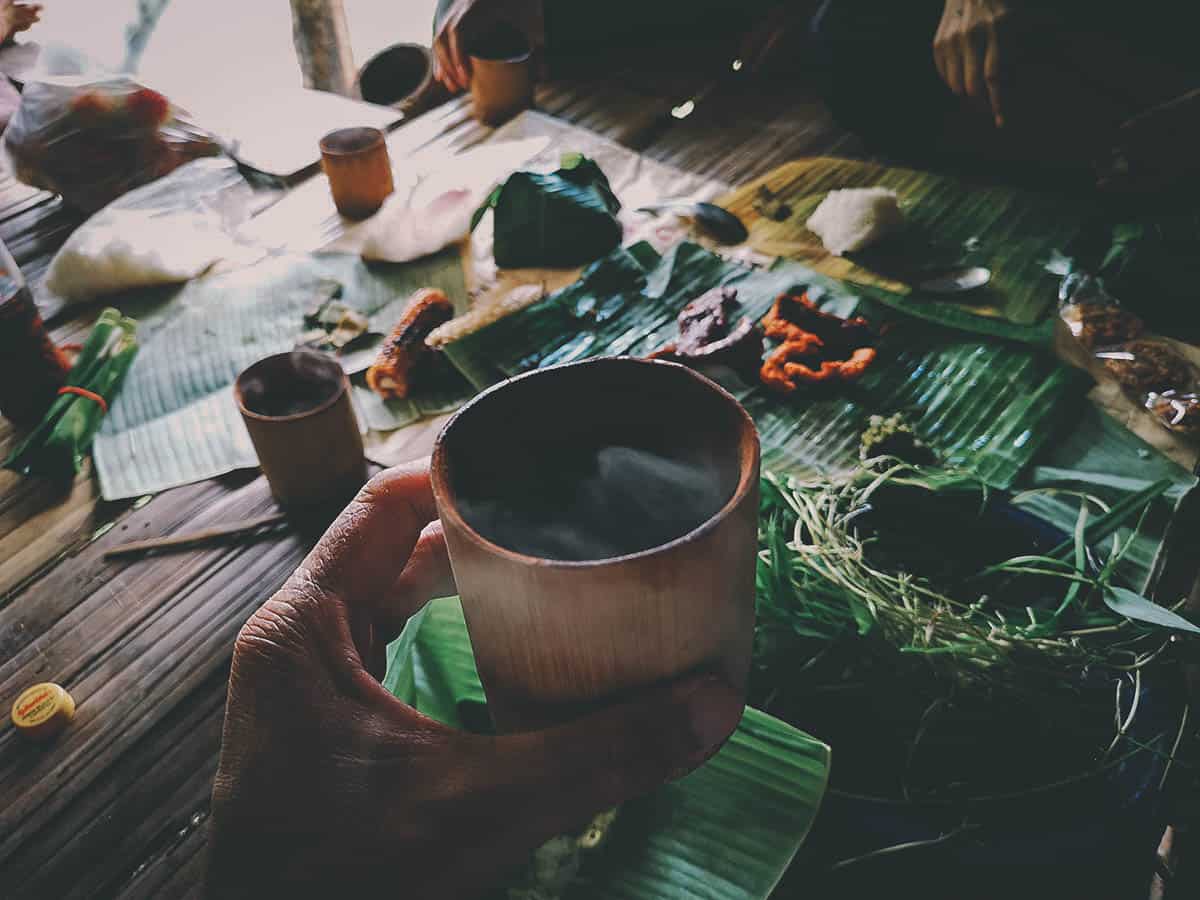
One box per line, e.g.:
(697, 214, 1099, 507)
(1145, 390, 1200, 436)
(3, 75, 220, 213)
(1056, 269, 1146, 351)
(1055, 258, 1200, 439)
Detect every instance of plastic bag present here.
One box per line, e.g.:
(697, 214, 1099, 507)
(1057, 260, 1200, 436)
(44, 157, 264, 303)
(4, 75, 220, 213)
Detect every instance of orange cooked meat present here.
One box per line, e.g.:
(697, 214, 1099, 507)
(366, 288, 454, 399)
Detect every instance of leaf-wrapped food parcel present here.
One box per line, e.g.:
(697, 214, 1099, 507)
(5, 308, 139, 480)
(472, 153, 622, 269)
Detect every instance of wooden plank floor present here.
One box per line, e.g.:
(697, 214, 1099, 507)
(0, 63, 1191, 898)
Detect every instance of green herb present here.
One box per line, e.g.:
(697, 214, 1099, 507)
(5, 308, 138, 480)
(755, 463, 1184, 689)
(751, 461, 1194, 800)
(471, 153, 622, 269)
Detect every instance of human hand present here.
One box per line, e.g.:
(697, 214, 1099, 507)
(0, 1, 41, 44)
(207, 461, 743, 898)
(433, 0, 543, 94)
(933, 0, 1011, 128)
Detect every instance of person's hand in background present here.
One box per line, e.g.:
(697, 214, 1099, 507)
(1, 1, 41, 45)
(933, 0, 1012, 128)
(433, 0, 544, 93)
(207, 461, 743, 898)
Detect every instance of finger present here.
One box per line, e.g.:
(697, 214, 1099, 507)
(939, 40, 963, 96)
(950, 39, 971, 97)
(433, 41, 456, 91)
(480, 675, 744, 844)
(381, 521, 455, 639)
(984, 32, 1004, 127)
(962, 32, 984, 102)
(448, 25, 472, 89)
(433, 23, 466, 93)
(291, 461, 439, 614)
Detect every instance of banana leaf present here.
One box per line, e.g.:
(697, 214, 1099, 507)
(440, 241, 1090, 490)
(5, 308, 139, 480)
(1013, 402, 1198, 595)
(384, 597, 831, 900)
(718, 158, 1090, 343)
(92, 249, 467, 499)
(472, 153, 623, 269)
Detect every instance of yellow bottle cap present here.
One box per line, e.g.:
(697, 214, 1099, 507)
(11, 683, 75, 741)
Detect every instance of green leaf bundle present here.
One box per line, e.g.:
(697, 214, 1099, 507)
(5, 308, 138, 480)
(472, 153, 622, 269)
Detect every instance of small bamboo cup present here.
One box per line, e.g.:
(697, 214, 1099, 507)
(319, 126, 395, 219)
(235, 351, 366, 511)
(432, 357, 759, 733)
(468, 22, 534, 126)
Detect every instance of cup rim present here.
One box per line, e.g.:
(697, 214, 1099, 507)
(468, 48, 532, 65)
(466, 23, 533, 64)
(235, 350, 349, 424)
(354, 42, 434, 106)
(319, 126, 387, 157)
(431, 356, 760, 569)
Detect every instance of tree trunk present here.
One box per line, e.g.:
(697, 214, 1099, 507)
(289, 0, 355, 95)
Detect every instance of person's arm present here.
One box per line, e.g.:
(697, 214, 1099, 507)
(206, 461, 741, 898)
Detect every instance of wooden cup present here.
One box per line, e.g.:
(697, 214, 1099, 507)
(431, 357, 760, 733)
(468, 22, 534, 126)
(319, 126, 395, 219)
(235, 350, 367, 511)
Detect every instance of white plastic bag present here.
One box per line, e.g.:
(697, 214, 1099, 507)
(4, 74, 220, 212)
(44, 158, 263, 303)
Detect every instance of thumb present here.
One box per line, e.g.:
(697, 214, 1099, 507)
(486, 674, 744, 843)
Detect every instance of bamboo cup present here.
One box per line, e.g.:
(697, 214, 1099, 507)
(468, 22, 534, 126)
(319, 126, 395, 219)
(235, 350, 366, 511)
(431, 357, 759, 733)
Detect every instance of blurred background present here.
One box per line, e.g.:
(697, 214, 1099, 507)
(27, 0, 438, 94)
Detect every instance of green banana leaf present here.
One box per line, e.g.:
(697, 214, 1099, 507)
(440, 241, 1090, 490)
(473, 153, 623, 269)
(384, 597, 831, 900)
(1013, 402, 1198, 595)
(719, 157, 1090, 342)
(5, 308, 139, 480)
(92, 249, 467, 500)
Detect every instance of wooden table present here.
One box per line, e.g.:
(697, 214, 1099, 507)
(0, 66, 1192, 898)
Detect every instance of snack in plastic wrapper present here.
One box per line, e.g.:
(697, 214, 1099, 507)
(1096, 338, 1195, 396)
(1145, 390, 1200, 436)
(4, 76, 220, 212)
(1060, 301, 1144, 350)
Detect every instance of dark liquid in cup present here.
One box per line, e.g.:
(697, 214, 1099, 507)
(244, 380, 338, 418)
(455, 442, 732, 561)
(469, 22, 531, 61)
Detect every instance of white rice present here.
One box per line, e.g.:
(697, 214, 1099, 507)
(806, 187, 904, 256)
